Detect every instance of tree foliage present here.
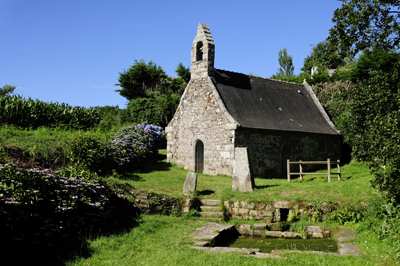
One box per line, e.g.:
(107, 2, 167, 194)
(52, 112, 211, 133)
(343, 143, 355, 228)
(274, 48, 294, 77)
(115, 60, 168, 100)
(0, 84, 16, 97)
(116, 60, 190, 127)
(329, 0, 400, 55)
(334, 48, 400, 200)
(126, 93, 180, 128)
(301, 41, 354, 73)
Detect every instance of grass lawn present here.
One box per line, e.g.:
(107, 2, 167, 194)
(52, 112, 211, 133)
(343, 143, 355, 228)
(114, 150, 375, 204)
(67, 215, 384, 266)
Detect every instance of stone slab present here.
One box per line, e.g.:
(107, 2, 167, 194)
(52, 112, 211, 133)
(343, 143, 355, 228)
(183, 172, 197, 192)
(273, 201, 291, 209)
(232, 147, 254, 192)
(237, 224, 252, 235)
(188, 246, 258, 254)
(201, 199, 221, 206)
(193, 241, 210, 247)
(282, 232, 300, 238)
(193, 232, 218, 240)
(253, 224, 268, 230)
(307, 225, 323, 233)
(265, 231, 283, 238)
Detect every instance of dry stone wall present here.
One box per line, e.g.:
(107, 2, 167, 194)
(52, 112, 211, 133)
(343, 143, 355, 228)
(166, 78, 236, 176)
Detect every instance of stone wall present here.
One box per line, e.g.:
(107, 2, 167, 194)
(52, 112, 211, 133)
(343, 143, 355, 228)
(223, 200, 332, 223)
(166, 77, 237, 176)
(235, 128, 341, 179)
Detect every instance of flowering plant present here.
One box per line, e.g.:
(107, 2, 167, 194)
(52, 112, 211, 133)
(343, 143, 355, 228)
(0, 163, 134, 248)
(110, 123, 165, 171)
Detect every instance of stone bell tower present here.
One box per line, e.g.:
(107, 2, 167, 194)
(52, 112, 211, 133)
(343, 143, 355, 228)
(191, 23, 215, 79)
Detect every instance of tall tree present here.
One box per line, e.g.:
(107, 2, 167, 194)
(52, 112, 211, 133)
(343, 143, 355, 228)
(175, 62, 190, 83)
(115, 60, 168, 100)
(301, 41, 354, 73)
(337, 48, 400, 200)
(169, 63, 191, 95)
(275, 48, 294, 77)
(329, 0, 400, 55)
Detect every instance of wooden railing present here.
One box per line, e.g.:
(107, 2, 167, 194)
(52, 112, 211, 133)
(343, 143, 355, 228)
(287, 158, 341, 183)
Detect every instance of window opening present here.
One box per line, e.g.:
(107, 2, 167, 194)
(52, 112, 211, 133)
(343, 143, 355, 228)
(196, 41, 203, 61)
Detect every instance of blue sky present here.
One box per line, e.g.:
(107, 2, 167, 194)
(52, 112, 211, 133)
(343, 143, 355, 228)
(0, 0, 342, 108)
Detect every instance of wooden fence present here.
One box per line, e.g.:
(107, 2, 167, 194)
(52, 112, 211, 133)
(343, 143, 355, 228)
(287, 158, 341, 183)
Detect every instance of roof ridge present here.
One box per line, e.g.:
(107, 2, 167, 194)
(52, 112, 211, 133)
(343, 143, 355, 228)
(214, 68, 302, 86)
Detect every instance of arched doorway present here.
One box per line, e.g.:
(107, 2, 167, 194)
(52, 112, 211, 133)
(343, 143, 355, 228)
(195, 140, 204, 174)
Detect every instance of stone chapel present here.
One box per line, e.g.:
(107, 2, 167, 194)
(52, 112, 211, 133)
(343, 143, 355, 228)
(166, 23, 341, 190)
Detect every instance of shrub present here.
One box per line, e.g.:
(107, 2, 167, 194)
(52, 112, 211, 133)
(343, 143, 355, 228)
(0, 163, 136, 249)
(67, 134, 113, 175)
(109, 123, 165, 172)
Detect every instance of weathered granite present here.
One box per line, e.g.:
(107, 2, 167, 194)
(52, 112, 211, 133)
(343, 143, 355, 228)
(183, 172, 197, 192)
(232, 147, 254, 192)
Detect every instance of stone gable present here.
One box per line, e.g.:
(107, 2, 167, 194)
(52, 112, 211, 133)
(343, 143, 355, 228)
(166, 77, 236, 176)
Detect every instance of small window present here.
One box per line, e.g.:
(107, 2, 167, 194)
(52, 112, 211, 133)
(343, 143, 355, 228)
(196, 41, 203, 61)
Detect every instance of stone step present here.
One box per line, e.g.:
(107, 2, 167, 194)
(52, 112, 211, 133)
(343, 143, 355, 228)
(201, 206, 222, 212)
(201, 199, 221, 206)
(200, 211, 224, 217)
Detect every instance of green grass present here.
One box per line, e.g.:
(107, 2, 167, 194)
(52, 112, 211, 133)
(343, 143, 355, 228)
(67, 215, 382, 266)
(115, 150, 375, 204)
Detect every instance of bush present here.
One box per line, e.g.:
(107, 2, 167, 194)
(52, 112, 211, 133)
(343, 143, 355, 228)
(0, 163, 136, 250)
(110, 123, 165, 172)
(67, 134, 113, 175)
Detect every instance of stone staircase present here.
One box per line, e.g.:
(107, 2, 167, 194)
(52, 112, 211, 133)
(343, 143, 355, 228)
(200, 199, 223, 219)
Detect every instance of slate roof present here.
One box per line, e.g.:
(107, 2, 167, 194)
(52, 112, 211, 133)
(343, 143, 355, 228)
(212, 69, 339, 135)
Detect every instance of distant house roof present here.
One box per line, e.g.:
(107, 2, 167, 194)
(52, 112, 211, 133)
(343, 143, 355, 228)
(212, 69, 339, 135)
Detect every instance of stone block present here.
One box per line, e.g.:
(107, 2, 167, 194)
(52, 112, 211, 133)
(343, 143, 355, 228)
(232, 147, 254, 192)
(223, 201, 231, 208)
(259, 211, 271, 218)
(253, 230, 264, 236)
(307, 225, 322, 233)
(183, 172, 197, 192)
(253, 224, 268, 230)
(273, 201, 291, 209)
(265, 231, 282, 238)
(312, 232, 324, 238)
(238, 224, 252, 235)
(238, 208, 249, 215)
(249, 210, 258, 216)
(282, 232, 299, 238)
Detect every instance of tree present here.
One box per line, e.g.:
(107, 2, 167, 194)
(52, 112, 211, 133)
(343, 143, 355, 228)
(169, 63, 191, 95)
(175, 62, 190, 83)
(0, 84, 16, 97)
(301, 41, 354, 73)
(337, 48, 400, 200)
(329, 0, 400, 55)
(275, 48, 294, 77)
(115, 60, 168, 100)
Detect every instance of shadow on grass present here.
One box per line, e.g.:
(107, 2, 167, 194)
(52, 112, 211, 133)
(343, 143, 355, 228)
(197, 189, 215, 195)
(136, 155, 172, 174)
(255, 184, 280, 190)
(3, 197, 141, 266)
